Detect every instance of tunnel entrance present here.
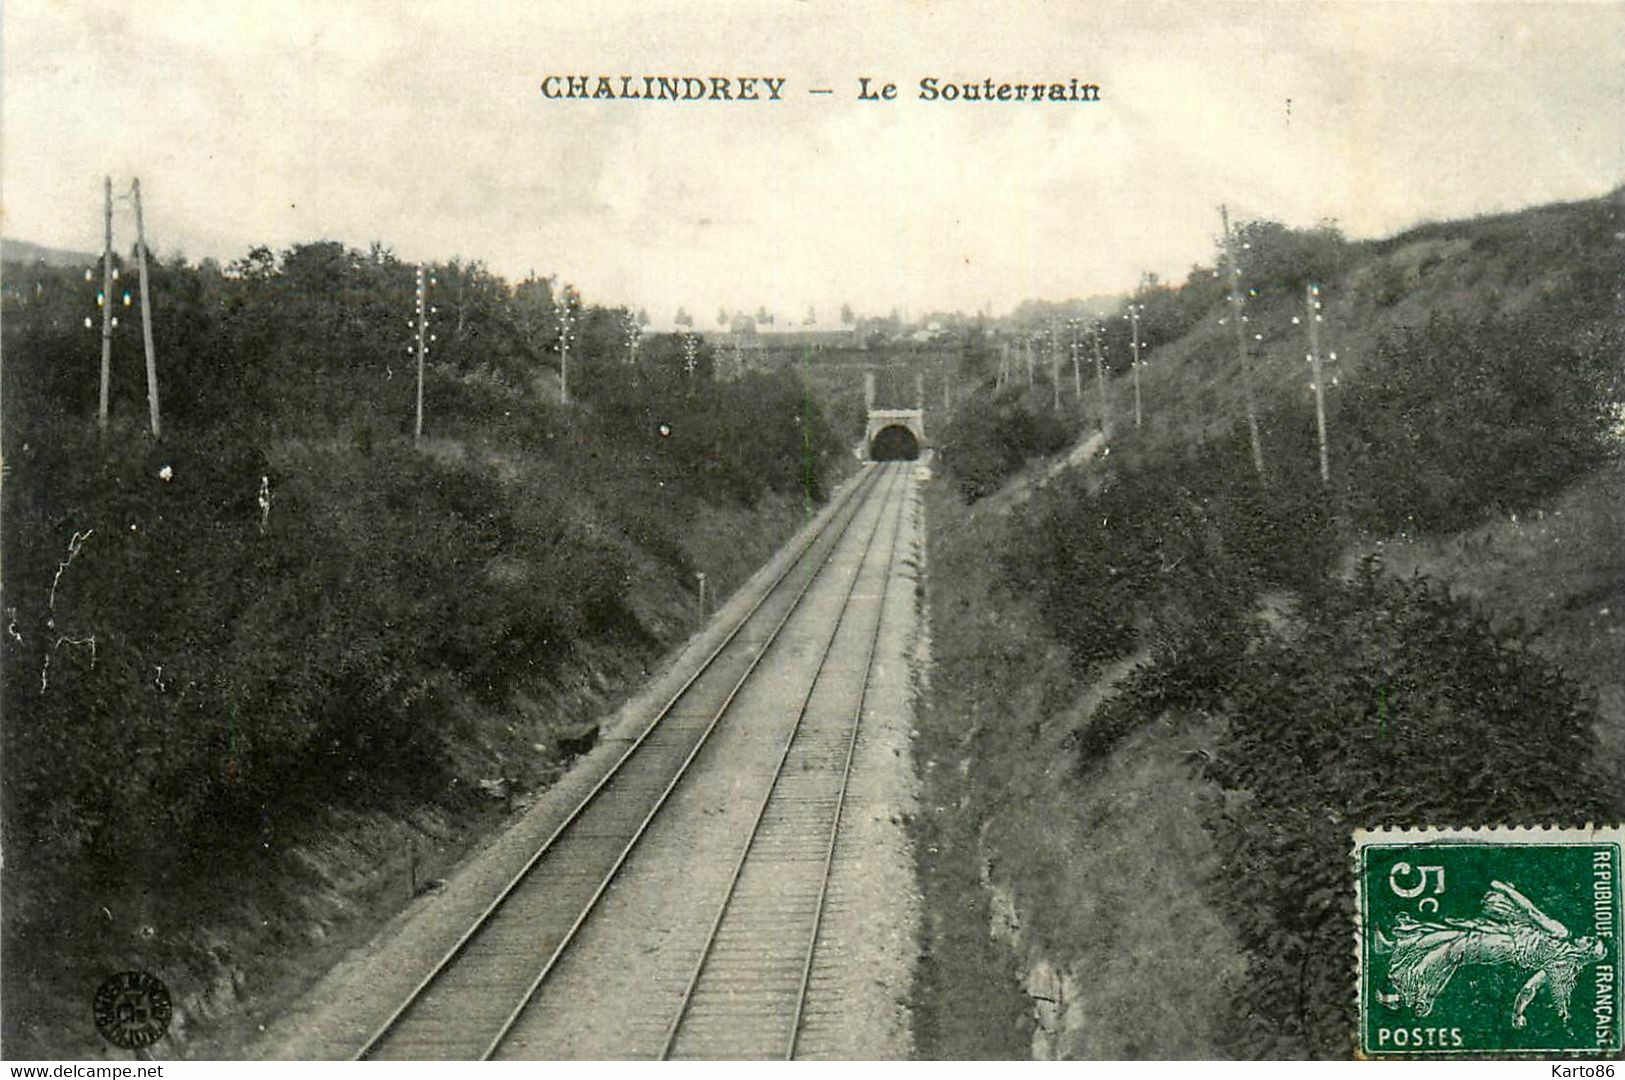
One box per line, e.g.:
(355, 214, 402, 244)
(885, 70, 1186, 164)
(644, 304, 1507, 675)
(869, 424, 920, 461)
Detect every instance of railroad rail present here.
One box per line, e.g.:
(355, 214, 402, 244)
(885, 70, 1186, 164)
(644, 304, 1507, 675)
(660, 453, 911, 1059)
(357, 462, 908, 1060)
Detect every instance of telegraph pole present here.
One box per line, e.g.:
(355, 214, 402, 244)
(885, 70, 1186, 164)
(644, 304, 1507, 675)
(414, 264, 430, 443)
(1069, 319, 1083, 406)
(1221, 204, 1265, 476)
(1128, 300, 1144, 429)
(558, 288, 573, 404)
(1049, 318, 1062, 411)
(98, 177, 114, 433)
(455, 268, 467, 339)
(681, 330, 699, 396)
(1090, 321, 1111, 437)
(132, 179, 160, 440)
(1305, 282, 1331, 485)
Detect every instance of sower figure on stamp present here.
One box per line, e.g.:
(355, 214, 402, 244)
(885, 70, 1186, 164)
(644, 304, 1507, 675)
(1374, 880, 1606, 1029)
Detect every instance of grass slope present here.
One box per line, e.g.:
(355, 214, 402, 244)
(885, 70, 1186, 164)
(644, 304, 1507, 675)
(915, 189, 1623, 1058)
(910, 480, 1245, 1059)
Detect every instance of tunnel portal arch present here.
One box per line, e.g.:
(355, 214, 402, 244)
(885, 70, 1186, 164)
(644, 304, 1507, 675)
(863, 407, 927, 462)
(869, 424, 920, 461)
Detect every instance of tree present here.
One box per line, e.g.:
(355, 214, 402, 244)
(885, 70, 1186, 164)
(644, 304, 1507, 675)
(512, 275, 558, 359)
(225, 245, 277, 283)
(674, 306, 693, 327)
(1231, 217, 1348, 297)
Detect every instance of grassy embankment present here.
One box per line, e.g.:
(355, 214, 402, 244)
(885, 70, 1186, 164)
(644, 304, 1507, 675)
(1375, 461, 1624, 764)
(910, 479, 1243, 1059)
(913, 189, 1624, 1058)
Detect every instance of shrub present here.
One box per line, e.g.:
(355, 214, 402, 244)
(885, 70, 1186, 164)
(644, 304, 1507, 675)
(1332, 310, 1618, 534)
(1200, 562, 1618, 1056)
(0, 244, 844, 878)
(1003, 416, 1339, 672)
(1061, 554, 1618, 1057)
(938, 389, 1072, 500)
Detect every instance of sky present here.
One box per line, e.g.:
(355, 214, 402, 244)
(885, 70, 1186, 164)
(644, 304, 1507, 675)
(3, 0, 1622, 326)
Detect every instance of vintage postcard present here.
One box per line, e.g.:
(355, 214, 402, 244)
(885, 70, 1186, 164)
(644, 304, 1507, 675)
(2, 0, 1622, 1066)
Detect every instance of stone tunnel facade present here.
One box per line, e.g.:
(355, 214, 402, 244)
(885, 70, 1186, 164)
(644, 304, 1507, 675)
(866, 408, 926, 461)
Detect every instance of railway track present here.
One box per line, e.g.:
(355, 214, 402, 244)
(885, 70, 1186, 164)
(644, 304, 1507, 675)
(660, 452, 911, 1060)
(357, 461, 913, 1060)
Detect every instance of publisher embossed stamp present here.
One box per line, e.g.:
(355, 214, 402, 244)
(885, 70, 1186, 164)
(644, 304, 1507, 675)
(1355, 827, 1622, 1056)
(92, 971, 172, 1050)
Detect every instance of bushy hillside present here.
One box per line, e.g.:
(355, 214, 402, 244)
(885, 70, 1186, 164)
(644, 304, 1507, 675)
(921, 190, 1624, 1057)
(942, 189, 1623, 515)
(0, 242, 846, 1055)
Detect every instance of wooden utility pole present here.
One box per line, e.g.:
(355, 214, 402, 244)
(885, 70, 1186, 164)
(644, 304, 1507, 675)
(1305, 282, 1331, 485)
(1090, 322, 1111, 437)
(681, 331, 698, 396)
(132, 179, 160, 439)
(1069, 319, 1083, 405)
(1221, 204, 1265, 476)
(1049, 318, 1062, 411)
(1024, 335, 1034, 386)
(1128, 301, 1144, 429)
(98, 177, 114, 432)
(558, 291, 572, 404)
(455, 271, 467, 339)
(414, 264, 429, 444)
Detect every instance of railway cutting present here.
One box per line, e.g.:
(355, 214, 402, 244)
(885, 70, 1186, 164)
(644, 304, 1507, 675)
(255, 463, 923, 1060)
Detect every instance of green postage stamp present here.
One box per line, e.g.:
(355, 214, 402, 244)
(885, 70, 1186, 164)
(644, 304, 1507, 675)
(1355, 826, 1622, 1056)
